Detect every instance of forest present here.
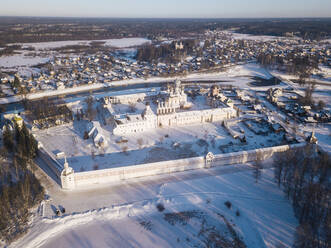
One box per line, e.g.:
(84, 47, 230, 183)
(233, 19, 331, 41)
(256, 51, 321, 74)
(0, 121, 43, 243)
(273, 145, 330, 248)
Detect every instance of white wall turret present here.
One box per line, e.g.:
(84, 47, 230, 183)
(61, 156, 75, 190)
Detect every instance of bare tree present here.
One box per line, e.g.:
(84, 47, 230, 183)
(273, 146, 331, 248)
(137, 138, 143, 149)
(85, 96, 96, 121)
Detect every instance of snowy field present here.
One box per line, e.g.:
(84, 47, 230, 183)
(0, 52, 50, 68)
(10, 167, 298, 248)
(224, 30, 301, 42)
(17, 37, 151, 50)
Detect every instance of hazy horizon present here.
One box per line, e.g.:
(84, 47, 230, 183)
(1, 16, 331, 20)
(1, 0, 330, 19)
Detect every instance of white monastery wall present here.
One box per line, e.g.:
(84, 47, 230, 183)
(38, 146, 63, 178)
(73, 156, 204, 187)
(59, 142, 307, 190)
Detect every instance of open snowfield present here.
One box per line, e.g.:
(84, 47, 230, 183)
(17, 37, 151, 50)
(10, 166, 298, 248)
(0, 53, 50, 68)
(224, 30, 301, 42)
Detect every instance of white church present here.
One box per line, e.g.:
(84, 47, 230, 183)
(102, 80, 237, 135)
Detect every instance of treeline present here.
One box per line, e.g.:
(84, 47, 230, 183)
(0, 45, 22, 56)
(273, 145, 330, 248)
(235, 19, 331, 40)
(25, 98, 73, 121)
(3, 122, 38, 158)
(1, 18, 330, 45)
(135, 40, 197, 63)
(256, 52, 322, 90)
(257, 52, 320, 76)
(0, 122, 43, 243)
(0, 169, 43, 242)
(0, 17, 214, 45)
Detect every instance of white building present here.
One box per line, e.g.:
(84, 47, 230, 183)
(86, 121, 108, 148)
(111, 80, 237, 136)
(113, 104, 157, 135)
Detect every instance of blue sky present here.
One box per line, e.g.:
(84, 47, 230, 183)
(1, 0, 330, 18)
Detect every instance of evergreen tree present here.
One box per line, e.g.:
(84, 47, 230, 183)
(3, 126, 14, 152)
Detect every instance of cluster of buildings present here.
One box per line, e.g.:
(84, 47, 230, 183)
(1, 30, 329, 97)
(266, 87, 331, 123)
(101, 80, 237, 136)
(206, 30, 330, 67)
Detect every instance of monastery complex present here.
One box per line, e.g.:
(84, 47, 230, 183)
(101, 80, 237, 135)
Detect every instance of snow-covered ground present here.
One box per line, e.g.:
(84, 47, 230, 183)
(224, 30, 301, 42)
(0, 37, 150, 69)
(0, 53, 50, 68)
(16, 37, 151, 50)
(10, 166, 298, 248)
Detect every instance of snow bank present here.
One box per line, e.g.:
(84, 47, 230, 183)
(11, 168, 298, 248)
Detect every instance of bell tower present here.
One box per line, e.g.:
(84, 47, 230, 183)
(61, 156, 75, 190)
